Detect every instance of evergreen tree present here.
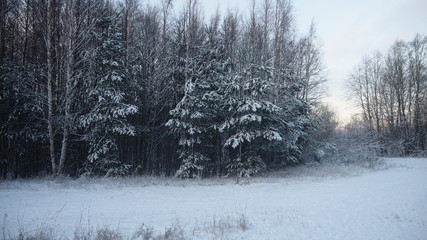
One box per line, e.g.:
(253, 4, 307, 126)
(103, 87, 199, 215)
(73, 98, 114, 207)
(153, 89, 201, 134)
(79, 17, 137, 176)
(219, 64, 283, 179)
(166, 71, 211, 178)
(274, 77, 312, 166)
(0, 64, 46, 142)
(0, 64, 46, 177)
(166, 32, 231, 178)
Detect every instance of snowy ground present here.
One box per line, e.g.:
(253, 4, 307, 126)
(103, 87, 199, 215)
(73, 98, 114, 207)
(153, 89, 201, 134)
(1, 158, 426, 240)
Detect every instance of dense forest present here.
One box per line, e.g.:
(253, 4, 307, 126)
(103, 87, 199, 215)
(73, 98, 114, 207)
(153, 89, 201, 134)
(0, 0, 425, 179)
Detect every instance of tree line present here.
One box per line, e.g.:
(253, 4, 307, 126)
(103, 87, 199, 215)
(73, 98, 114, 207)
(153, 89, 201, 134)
(348, 34, 427, 155)
(0, 0, 326, 178)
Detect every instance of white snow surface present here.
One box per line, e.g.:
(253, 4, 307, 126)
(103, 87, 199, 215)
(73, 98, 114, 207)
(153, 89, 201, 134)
(1, 158, 427, 239)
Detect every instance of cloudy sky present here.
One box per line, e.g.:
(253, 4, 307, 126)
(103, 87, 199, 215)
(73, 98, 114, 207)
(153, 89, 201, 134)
(145, 0, 427, 122)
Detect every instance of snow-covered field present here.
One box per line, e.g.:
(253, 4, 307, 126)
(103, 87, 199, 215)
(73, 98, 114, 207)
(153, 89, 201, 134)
(1, 158, 426, 240)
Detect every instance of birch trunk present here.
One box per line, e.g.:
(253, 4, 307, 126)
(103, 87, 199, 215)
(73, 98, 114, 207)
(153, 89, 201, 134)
(47, 0, 56, 174)
(58, 0, 75, 174)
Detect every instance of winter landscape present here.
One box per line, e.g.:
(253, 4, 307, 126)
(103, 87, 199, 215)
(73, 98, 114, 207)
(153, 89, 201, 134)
(1, 0, 427, 239)
(0, 158, 426, 240)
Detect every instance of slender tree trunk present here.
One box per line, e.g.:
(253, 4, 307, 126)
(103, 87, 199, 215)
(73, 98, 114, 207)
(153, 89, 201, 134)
(47, 0, 57, 174)
(22, 0, 31, 64)
(0, 0, 5, 65)
(220, 132, 229, 177)
(58, 0, 75, 174)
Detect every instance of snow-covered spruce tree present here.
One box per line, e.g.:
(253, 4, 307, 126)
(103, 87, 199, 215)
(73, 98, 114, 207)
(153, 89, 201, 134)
(219, 64, 283, 180)
(0, 64, 46, 141)
(166, 32, 232, 178)
(0, 64, 46, 175)
(273, 75, 313, 166)
(79, 17, 137, 177)
(166, 76, 209, 178)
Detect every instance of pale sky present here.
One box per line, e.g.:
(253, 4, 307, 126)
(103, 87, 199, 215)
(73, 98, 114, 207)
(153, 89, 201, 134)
(145, 0, 427, 123)
(291, 0, 427, 122)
